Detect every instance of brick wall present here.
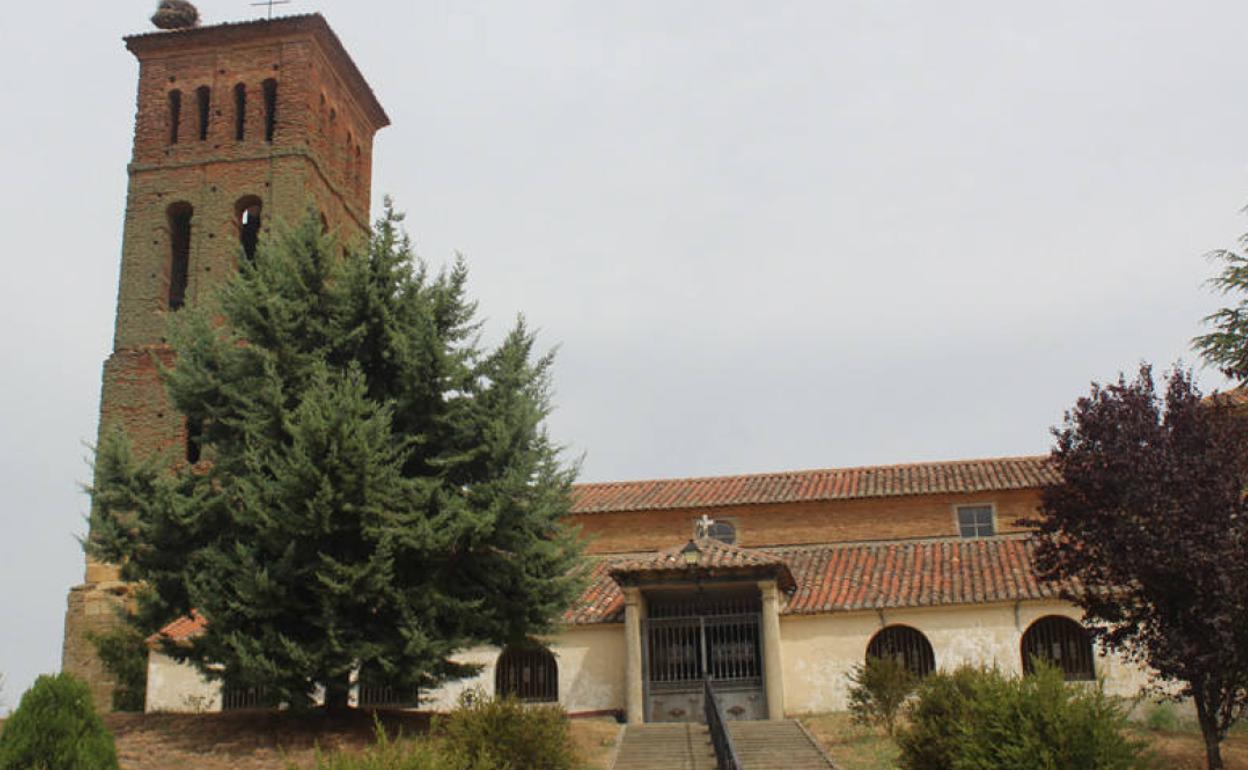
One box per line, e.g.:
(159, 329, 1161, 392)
(571, 487, 1042, 554)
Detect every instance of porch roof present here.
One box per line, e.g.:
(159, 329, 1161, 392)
(607, 537, 797, 591)
(564, 535, 1061, 625)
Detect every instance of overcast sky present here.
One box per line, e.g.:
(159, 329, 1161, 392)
(1, 0, 1245, 712)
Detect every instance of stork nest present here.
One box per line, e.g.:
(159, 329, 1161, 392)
(151, 0, 200, 30)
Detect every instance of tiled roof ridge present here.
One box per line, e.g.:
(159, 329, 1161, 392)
(574, 454, 1049, 490)
(571, 455, 1056, 514)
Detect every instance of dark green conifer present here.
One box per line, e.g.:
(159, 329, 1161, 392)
(0, 673, 119, 770)
(89, 203, 583, 711)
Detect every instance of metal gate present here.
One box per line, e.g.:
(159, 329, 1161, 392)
(643, 593, 767, 722)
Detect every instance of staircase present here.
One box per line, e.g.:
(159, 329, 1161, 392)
(612, 723, 718, 770)
(611, 720, 837, 770)
(728, 720, 838, 769)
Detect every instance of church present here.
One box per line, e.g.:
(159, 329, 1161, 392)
(63, 10, 1154, 722)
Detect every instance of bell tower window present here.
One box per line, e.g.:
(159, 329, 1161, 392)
(236, 196, 263, 262)
(233, 83, 247, 140)
(168, 89, 182, 144)
(167, 202, 193, 310)
(196, 86, 211, 141)
(262, 79, 278, 142)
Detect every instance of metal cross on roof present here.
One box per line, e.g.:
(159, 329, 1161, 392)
(251, 0, 292, 19)
(695, 514, 715, 539)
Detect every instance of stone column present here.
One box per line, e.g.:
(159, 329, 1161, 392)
(623, 587, 645, 724)
(759, 579, 785, 720)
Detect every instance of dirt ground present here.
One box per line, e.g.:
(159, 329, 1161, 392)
(93, 711, 620, 770)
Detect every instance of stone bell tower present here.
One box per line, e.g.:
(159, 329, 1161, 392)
(62, 7, 389, 709)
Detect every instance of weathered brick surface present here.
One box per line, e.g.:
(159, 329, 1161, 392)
(63, 14, 389, 710)
(572, 487, 1041, 554)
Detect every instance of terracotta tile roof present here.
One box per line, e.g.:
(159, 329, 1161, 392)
(1206, 386, 1248, 408)
(156, 540, 1058, 631)
(149, 610, 207, 647)
(778, 536, 1059, 614)
(570, 456, 1055, 514)
(563, 560, 625, 625)
(564, 536, 1059, 624)
(608, 538, 796, 590)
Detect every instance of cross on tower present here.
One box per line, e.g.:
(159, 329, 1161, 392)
(251, 0, 292, 19)
(696, 514, 715, 539)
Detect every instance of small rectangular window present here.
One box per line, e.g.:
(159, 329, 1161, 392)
(168, 90, 182, 145)
(957, 505, 995, 538)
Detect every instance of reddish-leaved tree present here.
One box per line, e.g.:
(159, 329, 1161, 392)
(1030, 365, 1248, 770)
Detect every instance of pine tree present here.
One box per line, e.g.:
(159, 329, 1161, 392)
(89, 203, 584, 711)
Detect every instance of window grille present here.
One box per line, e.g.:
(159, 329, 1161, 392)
(221, 685, 268, 711)
(867, 625, 936, 677)
(957, 505, 995, 538)
(357, 682, 418, 708)
(495, 646, 558, 703)
(1021, 616, 1095, 681)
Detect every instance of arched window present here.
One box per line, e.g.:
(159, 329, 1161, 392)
(233, 83, 247, 140)
(195, 86, 211, 141)
(708, 520, 736, 545)
(1021, 616, 1095, 681)
(867, 625, 936, 678)
(262, 78, 278, 142)
(236, 196, 262, 262)
(166, 202, 193, 310)
(495, 645, 557, 703)
(168, 89, 182, 144)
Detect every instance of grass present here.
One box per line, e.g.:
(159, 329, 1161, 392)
(799, 712, 899, 770)
(63, 710, 621, 770)
(798, 711, 1248, 770)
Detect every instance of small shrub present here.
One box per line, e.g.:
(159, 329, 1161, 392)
(847, 656, 919, 736)
(441, 690, 579, 770)
(1142, 702, 1180, 733)
(897, 663, 1153, 770)
(0, 673, 119, 770)
(292, 719, 501, 770)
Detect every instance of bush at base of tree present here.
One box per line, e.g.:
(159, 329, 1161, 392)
(292, 719, 502, 770)
(846, 655, 918, 736)
(293, 694, 578, 770)
(0, 673, 119, 770)
(896, 664, 1153, 770)
(439, 690, 579, 770)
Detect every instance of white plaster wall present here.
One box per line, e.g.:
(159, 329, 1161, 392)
(145, 650, 222, 713)
(552, 624, 626, 714)
(419, 625, 627, 714)
(779, 599, 1154, 714)
(419, 646, 498, 711)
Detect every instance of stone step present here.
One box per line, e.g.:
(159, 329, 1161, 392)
(613, 723, 718, 770)
(728, 720, 838, 770)
(612, 721, 837, 770)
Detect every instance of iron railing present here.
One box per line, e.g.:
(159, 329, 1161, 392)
(703, 678, 742, 770)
